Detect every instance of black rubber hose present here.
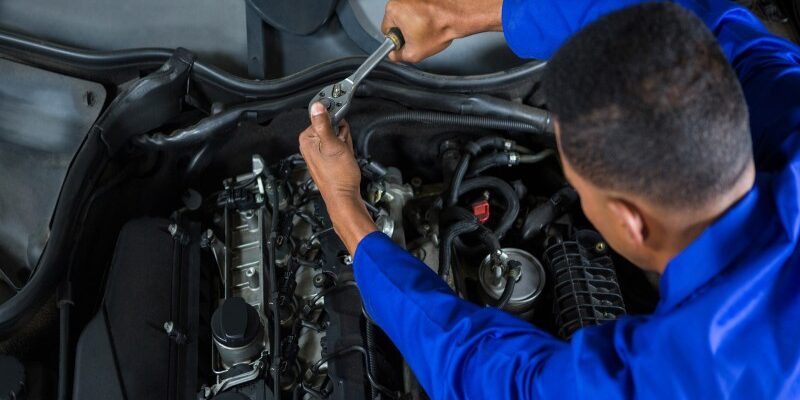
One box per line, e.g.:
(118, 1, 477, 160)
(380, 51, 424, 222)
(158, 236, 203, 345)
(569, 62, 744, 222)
(438, 207, 502, 286)
(466, 152, 511, 178)
(496, 276, 517, 309)
(447, 137, 513, 206)
(359, 112, 540, 160)
(0, 28, 547, 98)
(135, 88, 316, 149)
(358, 80, 552, 129)
(438, 220, 480, 280)
(467, 149, 555, 177)
(454, 176, 520, 239)
(521, 186, 579, 241)
(195, 58, 547, 99)
(519, 150, 556, 164)
(447, 154, 473, 207)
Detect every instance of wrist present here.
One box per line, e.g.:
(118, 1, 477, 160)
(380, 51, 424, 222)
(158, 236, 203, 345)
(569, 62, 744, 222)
(325, 195, 377, 255)
(450, 0, 504, 37)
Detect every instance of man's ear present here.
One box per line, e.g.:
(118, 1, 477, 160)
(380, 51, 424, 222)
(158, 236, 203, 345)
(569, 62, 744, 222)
(607, 198, 646, 245)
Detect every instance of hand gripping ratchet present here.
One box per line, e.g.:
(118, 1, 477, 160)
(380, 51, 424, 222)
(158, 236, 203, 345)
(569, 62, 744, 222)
(309, 27, 405, 126)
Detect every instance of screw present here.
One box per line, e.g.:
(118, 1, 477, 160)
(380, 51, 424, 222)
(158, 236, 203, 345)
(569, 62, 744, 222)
(595, 242, 607, 252)
(332, 84, 344, 98)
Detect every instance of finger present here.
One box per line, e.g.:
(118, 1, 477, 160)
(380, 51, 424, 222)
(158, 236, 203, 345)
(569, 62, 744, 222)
(298, 128, 315, 157)
(338, 120, 353, 148)
(381, 0, 396, 36)
(382, 1, 401, 62)
(309, 102, 338, 145)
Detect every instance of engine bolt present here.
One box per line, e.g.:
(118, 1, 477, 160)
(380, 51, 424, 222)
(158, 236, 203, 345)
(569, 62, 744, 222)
(595, 242, 607, 252)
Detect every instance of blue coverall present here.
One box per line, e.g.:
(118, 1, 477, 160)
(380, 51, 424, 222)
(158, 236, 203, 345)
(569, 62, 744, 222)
(353, 0, 800, 398)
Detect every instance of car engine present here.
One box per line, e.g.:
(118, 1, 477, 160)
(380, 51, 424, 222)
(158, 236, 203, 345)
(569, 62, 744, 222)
(170, 133, 636, 399)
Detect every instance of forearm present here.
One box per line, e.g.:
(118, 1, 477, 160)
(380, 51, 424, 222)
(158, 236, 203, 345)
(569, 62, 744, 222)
(325, 196, 377, 255)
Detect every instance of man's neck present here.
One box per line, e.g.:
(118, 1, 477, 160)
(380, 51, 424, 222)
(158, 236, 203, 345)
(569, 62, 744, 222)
(652, 162, 756, 274)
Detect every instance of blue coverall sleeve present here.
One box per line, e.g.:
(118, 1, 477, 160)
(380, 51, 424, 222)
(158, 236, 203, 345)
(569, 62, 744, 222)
(503, 0, 800, 163)
(355, 232, 646, 399)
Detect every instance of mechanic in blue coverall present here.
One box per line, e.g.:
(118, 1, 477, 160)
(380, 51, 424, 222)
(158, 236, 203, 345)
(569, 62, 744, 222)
(298, 0, 800, 398)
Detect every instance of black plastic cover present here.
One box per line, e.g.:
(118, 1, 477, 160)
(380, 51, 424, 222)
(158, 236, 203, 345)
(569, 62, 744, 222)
(211, 297, 262, 348)
(544, 230, 627, 339)
(0, 355, 25, 400)
(73, 218, 200, 399)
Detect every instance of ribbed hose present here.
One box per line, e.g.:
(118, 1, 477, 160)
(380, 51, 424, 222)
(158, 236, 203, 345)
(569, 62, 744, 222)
(365, 320, 379, 400)
(357, 112, 541, 159)
(438, 220, 480, 280)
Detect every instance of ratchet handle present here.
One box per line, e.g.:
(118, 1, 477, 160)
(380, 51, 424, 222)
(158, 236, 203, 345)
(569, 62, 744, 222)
(385, 27, 405, 50)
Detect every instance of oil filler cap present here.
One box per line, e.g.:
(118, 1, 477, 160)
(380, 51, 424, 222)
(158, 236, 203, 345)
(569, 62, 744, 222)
(0, 355, 25, 400)
(212, 297, 262, 348)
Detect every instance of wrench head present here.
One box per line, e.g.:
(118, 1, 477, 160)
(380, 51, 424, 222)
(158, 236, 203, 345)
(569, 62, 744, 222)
(309, 80, 355, 126)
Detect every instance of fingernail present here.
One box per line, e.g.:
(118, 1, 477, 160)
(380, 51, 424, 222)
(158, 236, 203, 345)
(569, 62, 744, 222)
(310, 102, 325, 116)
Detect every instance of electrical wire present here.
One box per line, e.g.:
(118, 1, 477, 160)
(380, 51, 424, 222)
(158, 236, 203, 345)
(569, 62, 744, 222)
(309, 345, 399, 399)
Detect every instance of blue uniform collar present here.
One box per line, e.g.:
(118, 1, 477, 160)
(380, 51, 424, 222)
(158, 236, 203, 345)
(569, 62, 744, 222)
(657, 178, 773, 312)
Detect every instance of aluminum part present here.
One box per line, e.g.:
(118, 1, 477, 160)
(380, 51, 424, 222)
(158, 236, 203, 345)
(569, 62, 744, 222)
(479, 248, 546, 312)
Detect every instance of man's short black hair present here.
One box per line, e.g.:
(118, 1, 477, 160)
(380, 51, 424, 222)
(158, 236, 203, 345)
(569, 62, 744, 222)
(542, 3, 752, 208)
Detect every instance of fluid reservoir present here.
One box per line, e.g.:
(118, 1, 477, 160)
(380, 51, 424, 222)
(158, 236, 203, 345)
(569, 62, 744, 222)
(211, 297, 265, 367)
(479, 248, 546, 315)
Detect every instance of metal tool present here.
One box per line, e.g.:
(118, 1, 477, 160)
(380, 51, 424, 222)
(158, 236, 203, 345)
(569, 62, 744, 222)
(310, 27, 405, 126)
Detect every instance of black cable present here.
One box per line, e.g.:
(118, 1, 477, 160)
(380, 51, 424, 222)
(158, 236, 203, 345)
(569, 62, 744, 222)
(306, 280, 358, 312)
(309, 345, 398, 399)
(358, 112, 542, 160)
(266, 177, 282, 399)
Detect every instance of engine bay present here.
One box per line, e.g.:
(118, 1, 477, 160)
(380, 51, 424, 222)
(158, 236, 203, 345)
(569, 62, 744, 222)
(0, 29, 660, 400)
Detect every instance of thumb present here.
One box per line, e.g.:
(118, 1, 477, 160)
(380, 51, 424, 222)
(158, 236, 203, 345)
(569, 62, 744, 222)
(309, 102, 337, 143)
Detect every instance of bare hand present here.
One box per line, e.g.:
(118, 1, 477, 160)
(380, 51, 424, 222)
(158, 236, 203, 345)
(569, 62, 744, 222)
(382, 0, 503, 63)
(299, 103, 377, 254)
